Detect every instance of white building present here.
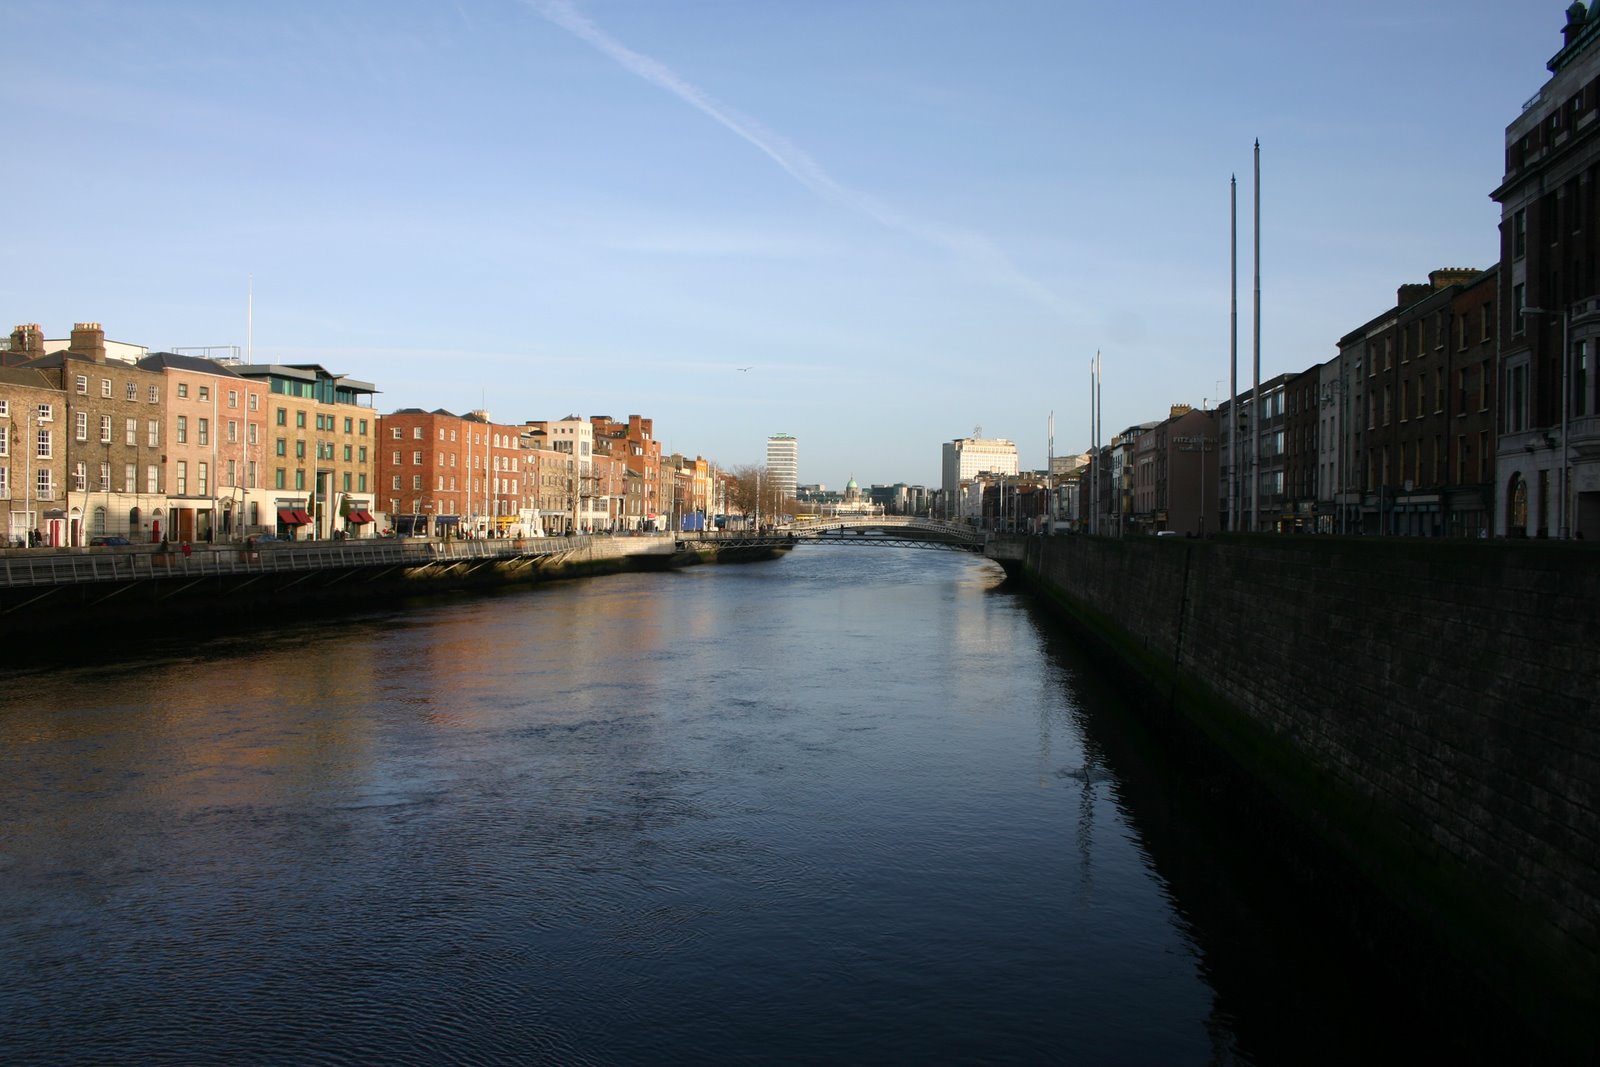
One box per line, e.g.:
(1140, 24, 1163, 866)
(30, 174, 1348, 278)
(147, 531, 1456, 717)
(766, 433, 798, 503)
(941, 436, 1018, 508)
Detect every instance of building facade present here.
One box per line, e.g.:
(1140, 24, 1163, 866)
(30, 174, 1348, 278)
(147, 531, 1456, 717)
(766, 433, 798, 505)
(234, 364, 377, 540)
(941, 436, 1018, 519)
(1491, 5, 1600, 538)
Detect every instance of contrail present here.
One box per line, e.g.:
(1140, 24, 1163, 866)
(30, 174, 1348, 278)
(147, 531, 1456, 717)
(521, 0, 1069, 315)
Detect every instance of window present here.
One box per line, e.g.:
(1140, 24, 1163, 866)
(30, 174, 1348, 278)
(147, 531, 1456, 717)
(126, 382, 136, 401)
(1513, 283, 1526, 330)
(358, 446, 367, 463)
(359, 419, 368, 436)
(275, 468, 286, 490)
(228, 390, 239, 408)
(1576, 340, 1590, 417)
(413, 450, 423, 465)
(249, 461, 258, 488)
(343, 444, 352, 461)
(226, 459, 236, 486)
(125, 464, 135, 492)
(198, 418, 209, 446)
(392, 475, 402, 490)
(0, 467, 7, 496)
(0, 401, 6, 417)
(344, 417, 352, 434)
(227, 420, 238, 444)
(1506, 361, 1530, 432)
(358, 474, 367, 492)
(75, 411, 88, 441)
(37, 403, 53, 422)
(178, 383, 189, 399)
(148, 420, 158, 447)
(198, 386, 209, 401)
(248, 424, 258, 445)
(276, 438, 287, 457)
(413, 475, 423, 490)
(36, 429, 52, 459)
(296, 411, 306, 429)
(177, 416, 188, 444)
(100, 414, 112, 443)
(276, 408, 287, 426)
(198, 462, 208, 495)
(76, 374, 88, 394)
(101, 378, 112, 398)
(248, 393, 259, 411)
(176, 461, 188, 495)
(0, 428, 7, 458)
(392, 426, 403, 439)
(414, 427, 424, 440)
(295, 441, 306, 459)
(294, 469, 305, 490)
(342, 472, 351, 492)
(37, 468, 53, 499)
(147, 465, 159, 493)
(148, 385, 159, 403)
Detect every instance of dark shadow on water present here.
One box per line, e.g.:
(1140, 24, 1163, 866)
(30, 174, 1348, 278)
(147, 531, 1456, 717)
(1012, 591, 1552, 1066)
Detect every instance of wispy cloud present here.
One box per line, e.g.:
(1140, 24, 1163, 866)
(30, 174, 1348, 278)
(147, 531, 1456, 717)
(520, 0, 1071, 316)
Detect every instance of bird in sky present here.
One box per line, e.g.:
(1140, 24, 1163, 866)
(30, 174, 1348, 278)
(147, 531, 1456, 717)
(737, 366, 753, 372)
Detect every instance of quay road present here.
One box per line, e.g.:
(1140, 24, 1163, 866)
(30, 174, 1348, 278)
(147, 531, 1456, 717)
(0, 519, 1009, 639)
(0, 517, 991, 595)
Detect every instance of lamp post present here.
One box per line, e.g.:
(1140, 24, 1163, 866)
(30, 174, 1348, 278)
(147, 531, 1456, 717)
(1523, 305, 1571, 538)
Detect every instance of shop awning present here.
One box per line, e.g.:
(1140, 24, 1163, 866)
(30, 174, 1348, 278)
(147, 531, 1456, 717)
(278, 508, 311, 526)
(347, 510, 375, 524)
(435, 515, 461, 526)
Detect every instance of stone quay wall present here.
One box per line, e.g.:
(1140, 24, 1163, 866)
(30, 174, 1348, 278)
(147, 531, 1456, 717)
(1015, 534, 1598, 1044)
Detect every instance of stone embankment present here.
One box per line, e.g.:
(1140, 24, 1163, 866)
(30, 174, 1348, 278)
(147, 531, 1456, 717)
(1006, 533, 1598, 1053)
(0, 533, 786, 637)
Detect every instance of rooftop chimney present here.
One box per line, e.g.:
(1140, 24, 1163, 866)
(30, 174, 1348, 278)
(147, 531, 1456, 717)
(68, 322, 106, 363)
(7, 323, 45, 364)
(1565, 2, 1589, 47)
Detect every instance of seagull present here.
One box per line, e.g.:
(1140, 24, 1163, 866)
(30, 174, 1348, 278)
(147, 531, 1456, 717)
(737, 366, 753, 372)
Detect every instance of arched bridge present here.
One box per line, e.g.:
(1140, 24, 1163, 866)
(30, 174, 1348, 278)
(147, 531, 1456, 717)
(690, 516, 988, 552)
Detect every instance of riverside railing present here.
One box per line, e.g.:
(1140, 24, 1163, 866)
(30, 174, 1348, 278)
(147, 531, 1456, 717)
(0, 535, 610, 590)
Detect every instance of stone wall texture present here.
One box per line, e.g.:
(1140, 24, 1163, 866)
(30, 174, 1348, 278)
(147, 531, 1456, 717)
(1018, 534, 1598, 1042)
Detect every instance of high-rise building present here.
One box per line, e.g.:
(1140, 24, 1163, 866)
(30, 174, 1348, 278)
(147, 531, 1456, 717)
(766, 433, 798, 502)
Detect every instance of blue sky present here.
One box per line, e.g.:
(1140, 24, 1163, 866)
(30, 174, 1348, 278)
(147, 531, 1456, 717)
(3, 0, 1559, 486)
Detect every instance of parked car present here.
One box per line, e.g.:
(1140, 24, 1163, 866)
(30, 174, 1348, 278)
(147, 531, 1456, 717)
(89, 535, 131, 546)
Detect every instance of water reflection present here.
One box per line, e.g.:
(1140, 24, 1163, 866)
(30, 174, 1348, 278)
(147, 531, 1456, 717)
(0, 546, 1505, 1064)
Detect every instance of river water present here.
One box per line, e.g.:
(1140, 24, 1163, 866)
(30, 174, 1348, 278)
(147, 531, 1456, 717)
(1, 546, 1487, 1064)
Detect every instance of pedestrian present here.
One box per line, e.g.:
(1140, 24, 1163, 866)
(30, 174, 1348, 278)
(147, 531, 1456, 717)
(181, 540, 192, 559)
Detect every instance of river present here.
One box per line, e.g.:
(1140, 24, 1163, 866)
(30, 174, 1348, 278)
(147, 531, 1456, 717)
(0, 545, 1488, 1064)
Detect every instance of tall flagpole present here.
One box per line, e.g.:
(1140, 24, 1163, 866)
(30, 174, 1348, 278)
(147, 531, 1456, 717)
(1252, 139, 1262, 534)
(1230, 174, 1238, 533)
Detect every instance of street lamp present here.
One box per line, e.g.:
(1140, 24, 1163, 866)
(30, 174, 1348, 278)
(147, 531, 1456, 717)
(1522, 305, 1572, 539)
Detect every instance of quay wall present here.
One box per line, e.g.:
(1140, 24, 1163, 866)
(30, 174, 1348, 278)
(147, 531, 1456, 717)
(1014, 534, 1599, 1047)
(0, 536, 784, 637)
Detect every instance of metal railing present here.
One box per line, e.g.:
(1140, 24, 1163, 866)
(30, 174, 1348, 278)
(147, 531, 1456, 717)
(0, 534, 645, 589)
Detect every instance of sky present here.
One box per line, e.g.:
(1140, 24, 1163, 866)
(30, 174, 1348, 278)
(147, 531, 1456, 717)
(1, 0, 1564, 487)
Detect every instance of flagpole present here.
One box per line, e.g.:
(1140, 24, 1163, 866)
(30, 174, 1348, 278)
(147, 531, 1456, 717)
(1230, 174, 1238, 533)
(1252, 138, 1262, 534)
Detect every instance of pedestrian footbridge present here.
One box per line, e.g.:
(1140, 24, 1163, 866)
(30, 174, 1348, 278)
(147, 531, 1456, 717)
(693, 516, 988, 552)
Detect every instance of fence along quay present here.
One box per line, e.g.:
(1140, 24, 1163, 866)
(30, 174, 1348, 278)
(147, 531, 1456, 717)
(0, 533, 770, 637)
